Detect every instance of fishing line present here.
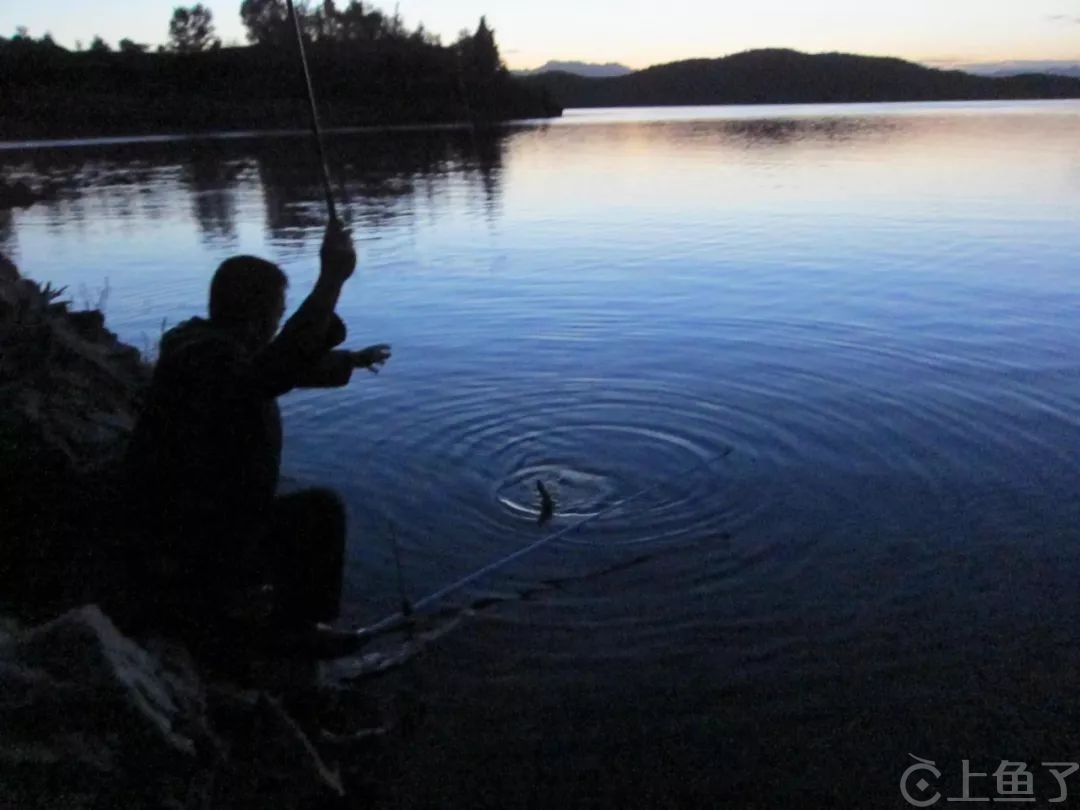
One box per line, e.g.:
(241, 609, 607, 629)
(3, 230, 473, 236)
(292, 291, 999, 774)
(356, 444, 734, 639)
(387, 521, 414, 618)
(273, 23, 733, 646)
(285, 0, 338, 222)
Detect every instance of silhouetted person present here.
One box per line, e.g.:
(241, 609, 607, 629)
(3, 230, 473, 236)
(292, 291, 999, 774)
(124, 221, 390, 657)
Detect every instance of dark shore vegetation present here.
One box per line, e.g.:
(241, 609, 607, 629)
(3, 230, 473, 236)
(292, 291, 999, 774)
(0, 256, 146, 622)
(0, 1, 562, 141)
(521, 48, 1080, 108)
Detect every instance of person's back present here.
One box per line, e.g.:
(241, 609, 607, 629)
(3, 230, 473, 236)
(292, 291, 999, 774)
(126, 314, 286, 599)
(123, 224, 391, 648)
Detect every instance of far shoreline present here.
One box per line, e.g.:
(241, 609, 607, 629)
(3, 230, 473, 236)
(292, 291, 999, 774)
(3, 98, 1077, 152)
(0, 119, 539, 152)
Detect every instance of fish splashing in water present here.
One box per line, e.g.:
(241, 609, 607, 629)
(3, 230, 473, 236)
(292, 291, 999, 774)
(536, 480, 555, 526)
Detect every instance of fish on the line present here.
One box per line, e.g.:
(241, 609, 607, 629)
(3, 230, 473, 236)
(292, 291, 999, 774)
(536, 480, 555, 526)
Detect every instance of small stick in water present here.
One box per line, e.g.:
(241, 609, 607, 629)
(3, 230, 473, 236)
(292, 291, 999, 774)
(536, 480, 555, 527)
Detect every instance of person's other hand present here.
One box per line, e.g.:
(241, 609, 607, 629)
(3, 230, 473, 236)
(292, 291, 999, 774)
(351, 344, 392, 373)
(320, 218, 356, 283)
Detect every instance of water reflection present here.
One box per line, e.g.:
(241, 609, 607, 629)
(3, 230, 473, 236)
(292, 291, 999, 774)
(0, 126, 511, 250)
(183, 141, 243, 246)
(0, 110, 1003, 255)
(256, 128, 508, 244)
(717, 116, 901, 146)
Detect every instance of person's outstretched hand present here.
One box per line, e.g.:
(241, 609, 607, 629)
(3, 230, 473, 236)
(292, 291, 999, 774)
(320, 218, 356, 283)
(351, 344, 392, 373)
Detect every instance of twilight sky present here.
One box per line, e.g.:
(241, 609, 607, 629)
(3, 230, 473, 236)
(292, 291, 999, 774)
(2, 0, 1079, 70)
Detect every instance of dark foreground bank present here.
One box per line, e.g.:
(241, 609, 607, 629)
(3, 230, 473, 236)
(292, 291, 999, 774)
(0, 256, 396, 808)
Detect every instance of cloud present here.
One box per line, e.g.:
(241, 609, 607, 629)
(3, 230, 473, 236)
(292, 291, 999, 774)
(1045, 13, 1080, 23)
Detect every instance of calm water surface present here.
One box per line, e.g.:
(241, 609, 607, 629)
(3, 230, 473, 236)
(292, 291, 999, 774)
(4, 101, 1080, 806)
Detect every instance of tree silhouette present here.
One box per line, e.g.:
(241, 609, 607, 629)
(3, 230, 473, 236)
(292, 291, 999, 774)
(119, 38, 149, 54)
(0, 2, 562, 139)
(337, 2, 384, 42)
(409, 23, 438, 46)
(457, 17, 503, 82)
(310, 0, 341, 41)
(238, 0, 431, 46)
(168, 5, 221, 53)
(240, 0, 292, 46)
(471, 17, 502, 77)
(384, 5, 405, 38)
(0, 27, 64, 55)
(89, 36, 111, 53)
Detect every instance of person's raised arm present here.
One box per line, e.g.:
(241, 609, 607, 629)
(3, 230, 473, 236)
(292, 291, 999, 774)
(279, 219, 355, 345)
(253, 220, 356, 394)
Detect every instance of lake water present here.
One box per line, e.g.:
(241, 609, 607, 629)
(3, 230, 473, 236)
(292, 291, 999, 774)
(4, 101, 1080, 806)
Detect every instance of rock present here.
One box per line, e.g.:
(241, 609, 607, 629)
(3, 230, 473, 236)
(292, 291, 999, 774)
(0, 605, 213, 809)
(66, 309, 106, 341)
(0, 268, 148, 474)
(0, 253, 17, 284)
(0, 606, 356, 809)
(0, 267, 151, 613)
(207, 686, 345, 809)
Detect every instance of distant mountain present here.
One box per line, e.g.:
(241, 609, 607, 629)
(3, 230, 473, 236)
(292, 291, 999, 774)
(516, 60, 633, 78)
(520, 49, 1080, 109)
(952, 61, 1080, 79)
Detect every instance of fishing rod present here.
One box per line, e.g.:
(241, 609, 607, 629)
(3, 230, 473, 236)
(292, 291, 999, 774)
(285, 0, 338, 223)
(355, 445, 734, 640)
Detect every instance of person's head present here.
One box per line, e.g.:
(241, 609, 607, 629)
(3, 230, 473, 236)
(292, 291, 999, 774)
(208, 256, 287, 345)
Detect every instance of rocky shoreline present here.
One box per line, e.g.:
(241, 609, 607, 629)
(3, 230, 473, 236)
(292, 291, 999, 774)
(0, 606, 360, 809)
(0, 256, 388, 809)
